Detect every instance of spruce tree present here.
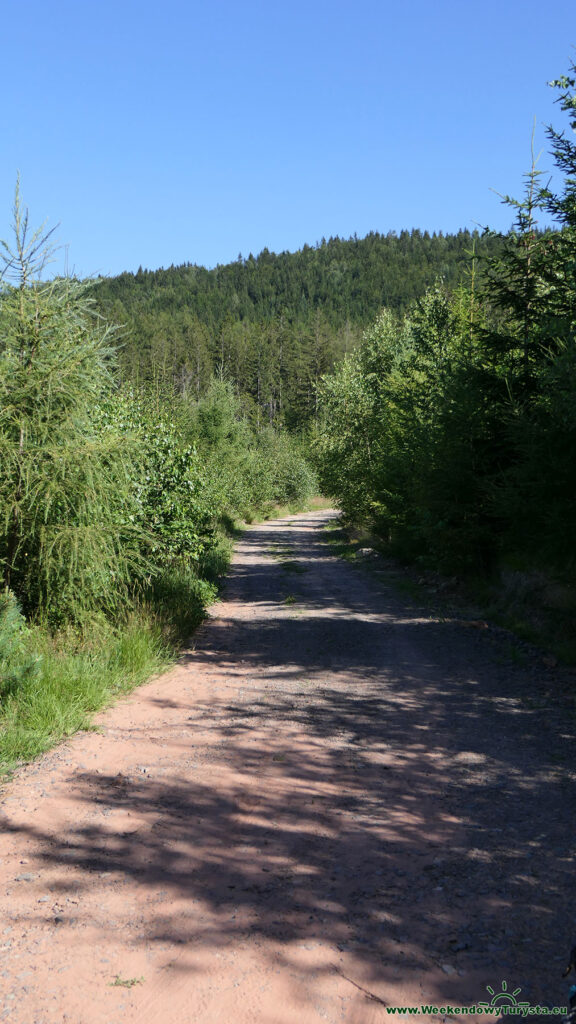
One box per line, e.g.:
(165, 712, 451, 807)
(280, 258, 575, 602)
(0, 186, 145, 622)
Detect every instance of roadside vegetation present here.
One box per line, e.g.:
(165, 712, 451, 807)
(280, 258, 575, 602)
(315, 64, 576, 661)
(0, 195, 317, 774)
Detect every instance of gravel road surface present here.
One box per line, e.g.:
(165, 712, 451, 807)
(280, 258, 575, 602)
(1, 509, 574, 1023)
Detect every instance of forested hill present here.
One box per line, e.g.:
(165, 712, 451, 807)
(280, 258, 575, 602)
(96, 228, 500, 328)
(93, 228, 503, 426)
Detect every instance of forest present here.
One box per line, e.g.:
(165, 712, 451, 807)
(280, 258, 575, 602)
(1, 60, 576, 770)
(94, 228, 502, 427)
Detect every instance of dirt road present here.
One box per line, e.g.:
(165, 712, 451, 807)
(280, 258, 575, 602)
(1, 509, 574, 1023)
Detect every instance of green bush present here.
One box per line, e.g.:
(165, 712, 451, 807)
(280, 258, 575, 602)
(253, 428, 317, 507)
(99, 389, 219, 568)
(315, 289, 502, 572)
(189, 379, 317, 519)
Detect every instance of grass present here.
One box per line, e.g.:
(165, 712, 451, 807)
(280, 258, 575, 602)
(268, 545, 308, 575)
(0, 500, 329, 777)
(268, 545, 294, 560)
(322, 523, 373, 562)
(109, 975, 144, 988)
(0, 613, 171, 774)
(0, 525, 237, 778)
(200, 527, 236, 577)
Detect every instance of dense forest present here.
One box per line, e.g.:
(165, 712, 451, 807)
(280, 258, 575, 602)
(94, 229, 503, 427)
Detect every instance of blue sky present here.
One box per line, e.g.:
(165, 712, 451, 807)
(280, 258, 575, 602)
(1, 0, 574, 277)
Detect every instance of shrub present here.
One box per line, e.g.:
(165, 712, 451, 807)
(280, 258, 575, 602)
(0, 589, 39, 701)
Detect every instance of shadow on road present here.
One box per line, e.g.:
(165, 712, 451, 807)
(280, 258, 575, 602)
(4, 512, 575, 1011)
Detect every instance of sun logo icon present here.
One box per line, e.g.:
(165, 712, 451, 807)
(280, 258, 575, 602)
(478, 980, 530, 1012)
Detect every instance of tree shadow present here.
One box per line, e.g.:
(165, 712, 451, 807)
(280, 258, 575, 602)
(3, 511, 574, 1013)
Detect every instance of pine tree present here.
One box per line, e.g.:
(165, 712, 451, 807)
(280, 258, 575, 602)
(0, 185, 144, 622)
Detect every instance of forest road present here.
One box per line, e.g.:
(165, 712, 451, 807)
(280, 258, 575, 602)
(1, 508, 575, 1024)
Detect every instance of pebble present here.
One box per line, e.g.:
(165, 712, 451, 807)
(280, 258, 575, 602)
(441, 964, 457, 976)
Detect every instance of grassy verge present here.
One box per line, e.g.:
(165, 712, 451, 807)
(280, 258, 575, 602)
(0, 527, 235, 778)
(0, 502, 331, 777)
(0, 613, 170, 773)
(322, 520, 379, 560)
(470, 571, 576, 666)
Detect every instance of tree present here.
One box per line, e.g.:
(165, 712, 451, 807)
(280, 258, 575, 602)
(0, 186, 144, 622)
(483, 64, 576, 566)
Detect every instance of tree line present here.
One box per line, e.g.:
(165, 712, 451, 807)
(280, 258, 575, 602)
(94, 229, 503, 428)
(315, 63, 576, 607)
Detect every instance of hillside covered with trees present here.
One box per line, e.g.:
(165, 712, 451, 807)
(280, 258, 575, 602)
(94, 229, 502, 427)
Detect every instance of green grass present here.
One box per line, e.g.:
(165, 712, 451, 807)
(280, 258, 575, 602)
(0, 503, 331, 777)
(267, 543, 308, 575)
(0, 524, 237, 777)
(109, 976, 144, 988)
(199, 530, 235, 582)
(322, 525, 363, 561)
(0, 613, 170, 774)
(268, 545, 294, 559)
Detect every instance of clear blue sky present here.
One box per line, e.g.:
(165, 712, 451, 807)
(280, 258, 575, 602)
(1, 0, 574, 277)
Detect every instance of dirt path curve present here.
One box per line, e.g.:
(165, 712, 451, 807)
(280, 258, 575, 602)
(1, 509, 575, 1023)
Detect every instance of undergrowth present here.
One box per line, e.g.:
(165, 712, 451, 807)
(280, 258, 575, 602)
(0, 500, 324, 776)
(0, 193, 321, 776)
(0, 612, 168, 772)
(0, 525, 236, 776)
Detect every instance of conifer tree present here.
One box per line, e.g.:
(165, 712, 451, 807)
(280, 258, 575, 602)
(0, 186, 144, 622)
